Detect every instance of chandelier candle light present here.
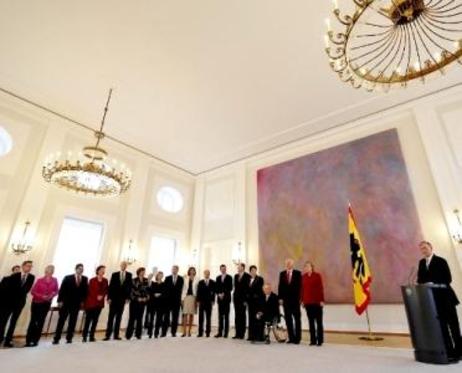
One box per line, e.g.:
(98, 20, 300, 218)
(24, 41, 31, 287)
(324, 0, 462, 91)
(11, 221, 33, 255)
(42, 89, 132, 197)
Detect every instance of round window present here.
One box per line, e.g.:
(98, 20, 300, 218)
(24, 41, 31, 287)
(156, 186, 184, 213)
(0, 126, 13, 157)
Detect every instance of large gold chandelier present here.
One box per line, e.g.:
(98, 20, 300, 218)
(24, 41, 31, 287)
(325, 0, 462, 91)
(42, 89, 132, 197)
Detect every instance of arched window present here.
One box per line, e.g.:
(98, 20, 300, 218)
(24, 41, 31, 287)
(156, 186, 184, 213)
(0, 126, 13, 156)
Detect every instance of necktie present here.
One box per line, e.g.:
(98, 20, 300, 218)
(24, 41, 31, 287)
(121, 271, 125, 284)
(287, 271, 292, 284)
(76, 275, 81, 286)
(21, 274, 26, 286)
(173, 276, 176, 286)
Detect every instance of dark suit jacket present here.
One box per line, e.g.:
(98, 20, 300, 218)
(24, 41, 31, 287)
(58, 274, 88, 307)
(197, 279, 216, 304)
(215, 274, 233, 303)
(3, 272, 35, 307)
(107, 271, 133, 303)
(278, 269, 302, 307)
(233, 272, 251, 302)
(256, 292, 280, 323)
(148, 281, 166, 307)
(164, 275, 184, 305)
(417, 255, 459, 306)
(247, 275, 264, 304)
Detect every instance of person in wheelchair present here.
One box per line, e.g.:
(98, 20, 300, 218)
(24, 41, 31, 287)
(252, 283, 280, 343)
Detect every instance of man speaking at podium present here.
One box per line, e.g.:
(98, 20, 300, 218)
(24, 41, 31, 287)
(417, 241, 462, 359)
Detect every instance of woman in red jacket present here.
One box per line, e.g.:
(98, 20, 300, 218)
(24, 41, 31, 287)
(82, 265, 108, 342)
(300, 261, 325, 346)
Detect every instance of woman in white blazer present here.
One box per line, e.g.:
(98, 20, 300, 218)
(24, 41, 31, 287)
(181, 267, 199, 337)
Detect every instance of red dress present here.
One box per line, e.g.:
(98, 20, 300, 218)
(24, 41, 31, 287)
(300, 272, 325, 305)
(85, 277, 108, 310)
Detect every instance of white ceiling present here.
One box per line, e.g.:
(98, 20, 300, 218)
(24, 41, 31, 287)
(0, 0, 461, 174)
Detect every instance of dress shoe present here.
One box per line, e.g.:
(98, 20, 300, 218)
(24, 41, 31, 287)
(114, 337, 122, 341)
(206, 334, 210, 338)
(52, 340, 59, 345)
(3, 342, 13, 348)
(214, 334, 222, 338)
(316, 343, 323, 347)
(66, 340, 72, 344)
(197, 334, 203, 338)
(89, 337, 96, 342)
(103, 337, 110, 341)
(82, 337, 87, 343)
(232, 336, 239, 340)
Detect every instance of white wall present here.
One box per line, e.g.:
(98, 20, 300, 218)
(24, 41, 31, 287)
(193, 85, 462, 333)
(0, 92, 195, 335)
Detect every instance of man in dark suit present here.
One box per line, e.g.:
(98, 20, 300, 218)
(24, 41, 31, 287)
(417, 241, 461, 358)
(215, 264, 232, 338)
(53, 263, 88, 344)
(254, 283, 280, 342)
(278, 258, 302, 344)
(233, 263, 251, 339)
(162, 265, 184, 337)
(196, 269, 215, 337)
(247, 265, 264, 341)
(104, 261, 133, 341)
(0, 260, 35, 347)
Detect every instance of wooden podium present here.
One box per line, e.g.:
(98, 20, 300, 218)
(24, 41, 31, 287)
(401, 284, 458, 365)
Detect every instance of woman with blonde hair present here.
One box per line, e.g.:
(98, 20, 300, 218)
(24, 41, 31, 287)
(181, 267, 199, 337)
(25, 265, 59, 347)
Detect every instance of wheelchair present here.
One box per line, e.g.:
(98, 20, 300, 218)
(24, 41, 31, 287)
(252, 314, 288, 345)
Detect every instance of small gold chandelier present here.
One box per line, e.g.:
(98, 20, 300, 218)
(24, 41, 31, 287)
(42, 89, 132, 197)
(11, 221, 33, 255)
(325, 0, 462, 91)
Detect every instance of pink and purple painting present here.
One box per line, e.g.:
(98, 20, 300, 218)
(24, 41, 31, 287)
(257, 129, 423, 303)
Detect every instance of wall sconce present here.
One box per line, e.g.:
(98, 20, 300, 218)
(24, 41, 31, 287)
(11, 221, 33, 255)
(123, 239, 137, 265)
(232, 241, 244, 265)
(189, 247, 199, 267)
(453, 209, 462, 244)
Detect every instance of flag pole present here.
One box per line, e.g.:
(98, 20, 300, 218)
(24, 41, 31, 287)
(359, 309, 384, 341)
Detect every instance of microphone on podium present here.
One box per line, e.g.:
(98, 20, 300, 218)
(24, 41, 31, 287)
(407, 266, 416, 286)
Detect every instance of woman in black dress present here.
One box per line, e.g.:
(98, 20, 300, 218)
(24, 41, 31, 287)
(147, 271, 166, 338)
(125, 267, 149, 340)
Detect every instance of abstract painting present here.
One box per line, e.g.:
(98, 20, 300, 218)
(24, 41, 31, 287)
(257, 129, 422, 303)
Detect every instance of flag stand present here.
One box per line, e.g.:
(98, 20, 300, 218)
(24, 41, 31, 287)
(358, 309, 384, 341)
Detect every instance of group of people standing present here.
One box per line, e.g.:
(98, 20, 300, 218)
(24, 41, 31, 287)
(0, 258, 325, 347)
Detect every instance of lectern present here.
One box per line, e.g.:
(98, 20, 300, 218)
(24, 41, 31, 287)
(401, 284, 454, 364)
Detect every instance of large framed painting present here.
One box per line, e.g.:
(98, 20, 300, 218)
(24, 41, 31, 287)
(257, 129, 423, 303)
